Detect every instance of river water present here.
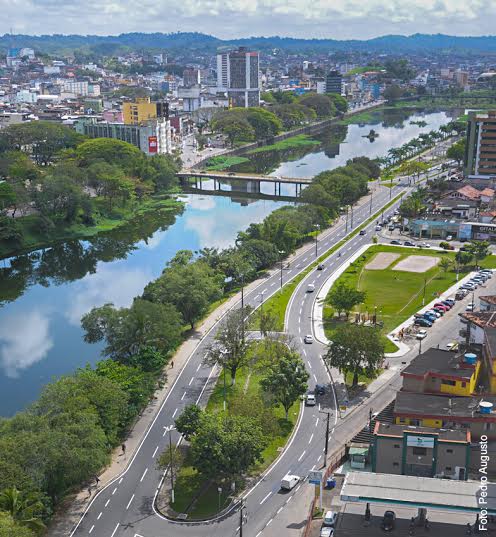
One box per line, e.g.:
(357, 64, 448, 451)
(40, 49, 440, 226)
(0, 108, 455, 415)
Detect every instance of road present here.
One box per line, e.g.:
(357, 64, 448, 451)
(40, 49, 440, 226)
(69, 164, 448, 537)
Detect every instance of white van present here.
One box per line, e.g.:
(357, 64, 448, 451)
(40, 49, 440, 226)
(281, 474, 300, 490)
(307, 284, 315, 293)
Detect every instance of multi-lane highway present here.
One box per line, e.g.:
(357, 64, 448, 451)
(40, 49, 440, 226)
(69, 166, 442, 537)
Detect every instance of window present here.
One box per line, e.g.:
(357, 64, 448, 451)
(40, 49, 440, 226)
(412, 447, 427, 456)
(398, 418, 406, 423)
(394, 444, 400, 449)
(393, 462, 399, 467)
(445, 466, 452, 471)
(484, 422, 492, 431)
(442, 379, 457, 386)
(461, 382, 467, 388)
(446, 449, 453, 454)
(410, 419, 420, 426)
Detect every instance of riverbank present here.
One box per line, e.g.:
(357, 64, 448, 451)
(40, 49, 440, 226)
(0, 194, 184, 259)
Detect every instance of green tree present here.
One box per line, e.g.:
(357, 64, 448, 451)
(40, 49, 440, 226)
(260, 350, 309, 418)
(455, 250, 473, 269)
(0, 216, 23, 243)
(76, 138, 143, 170)
(299, 94, 335, 118)
(143, 253, 223, 329)
(465, 240, 490, 268)
(397, 161, 430, 183)
(190, 414, 266, 480)
(175, 404, 204, 440)
(0, 487, 45, 533)
(446, 139, 466, 166)
(81, 299, 183, 362)
(439, 258, 452, 273)
(245, 108, 282, 139)
(327, 282, 366, 319)
(0, 512, 36, 537)
(383, 84, 404, 101)
(326, 93, 348, 113)
(204, 307, 251, 385)
(325, 324, 384, 387)
(0, 182, 16, 214)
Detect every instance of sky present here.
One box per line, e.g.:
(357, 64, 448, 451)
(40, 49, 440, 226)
(2, 0, 496, 39)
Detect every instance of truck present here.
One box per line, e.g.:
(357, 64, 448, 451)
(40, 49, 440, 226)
(281, 474, 300, 490)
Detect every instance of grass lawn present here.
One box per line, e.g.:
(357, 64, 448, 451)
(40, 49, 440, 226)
(247, 134, 319, 154)
(171, 362, 300, 519)
(323, 245, 496, 350)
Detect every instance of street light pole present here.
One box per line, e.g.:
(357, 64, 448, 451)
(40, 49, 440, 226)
(320, 410, 331, 468)
(239, 498, 246, 537)
(314, 224, 320, 257)
(351, 205, 354, 229)
(422, 277, 427, 306)
(369, 190, 373, 215)
(345, 206, 349, 233)
(279, 250, 285, 289)
(166, 426, 175, 504)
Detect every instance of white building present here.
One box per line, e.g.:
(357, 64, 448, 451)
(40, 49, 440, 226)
(216, 52, 230, 92)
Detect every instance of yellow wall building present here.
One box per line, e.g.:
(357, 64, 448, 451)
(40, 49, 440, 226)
(123, 97, 157, 125)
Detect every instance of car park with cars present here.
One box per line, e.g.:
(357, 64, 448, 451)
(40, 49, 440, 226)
(414, 317, 432, 327)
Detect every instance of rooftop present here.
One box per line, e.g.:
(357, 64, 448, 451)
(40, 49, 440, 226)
(480, 295, 496, 305)
(375, 421, 470, 442)
(394, 391, 496, 420)
(460, 310, 496, 329)
(401, 348, 477, 381)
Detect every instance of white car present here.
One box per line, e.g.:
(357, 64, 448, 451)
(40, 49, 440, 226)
(307, 284, 315, 293)
(375, 225, 382, 231)
(420, 242, 431, 248)
(466, 303, 475, 312)
(446, 235, 453, 241)
(306, 394, 316, 406)
(416, 329, 428, 340)
(304, 334, 314, 344)
(323, 511, 338, 527)
(320, 528, 334, 537)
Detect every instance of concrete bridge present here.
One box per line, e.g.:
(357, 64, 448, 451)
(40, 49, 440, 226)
(177, 169, 313, 197)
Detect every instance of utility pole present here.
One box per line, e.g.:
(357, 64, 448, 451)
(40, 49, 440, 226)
(279, 250, 285, 289)
(369, 190, 373, 215)
(314, 224, 320, 257)
(345, 206, 349, 233)
(239, 498, 246, 537)
(320, 410, 331, 467)
(167, 426, 175, 503)
(351, 205, 354, 229)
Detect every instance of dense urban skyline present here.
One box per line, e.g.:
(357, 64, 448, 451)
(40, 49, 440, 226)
(2, 0, 496, 39)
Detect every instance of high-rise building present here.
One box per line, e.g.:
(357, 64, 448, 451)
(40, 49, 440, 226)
(325, 70, 343, 95)
(464, 111, 496, 179)
(227, 47, 260, 108)
(123, 97, 157, 125)
(216, 52, 230, 91)
(183, 68, 201, 88)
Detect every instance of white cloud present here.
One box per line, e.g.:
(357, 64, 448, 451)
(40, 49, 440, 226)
(65, 264, 152, 326)
(2, 0, 496, 38)
(0, 310, 54, 378)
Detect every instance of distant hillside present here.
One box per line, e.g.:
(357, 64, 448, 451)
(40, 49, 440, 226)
(2, 32, 496, 56)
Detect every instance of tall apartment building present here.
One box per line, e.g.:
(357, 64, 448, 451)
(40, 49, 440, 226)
(183, 68, 200, 88)
(464, 111, 496, 179)
(325, 70, 343, 95)
(123, 97, 157, 125)
(216, 47, 260, 108)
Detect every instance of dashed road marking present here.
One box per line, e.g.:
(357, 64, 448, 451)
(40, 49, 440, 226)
(110, 523, 119, 537)
(309, 433, 314, 444)
(112, 487, 117, 495)
(89, 525, 94, 534)
(313, 373, 318, 382)
(189, 377, 194, 386)
(298, 450, 306, 461)
(126, 494, 135, 510)
(260, 491, 272, 505)
(181, 391, 186, 401)
(97, 512, 102, 520)
(105, 499, 110, 508)
(172, 408, 178, 418)
(140, 468, 148, 482)
(152, 446, 159, 458)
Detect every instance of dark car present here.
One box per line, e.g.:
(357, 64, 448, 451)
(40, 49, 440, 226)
(359, 230, 366, 235)
(404, 241, 415, 247)
(390, 240, 402, 245)
(414, 317, 432, 327)
(315, 384, 326, 395)
(317, 264, 325, 270)
(381, 511, 396, 532)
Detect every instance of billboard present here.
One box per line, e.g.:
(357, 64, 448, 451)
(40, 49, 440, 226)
(148, 136, 158, 153)
(406, 435, 434, 448)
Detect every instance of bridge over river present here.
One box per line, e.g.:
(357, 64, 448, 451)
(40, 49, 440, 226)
(177, 169, 313, 197)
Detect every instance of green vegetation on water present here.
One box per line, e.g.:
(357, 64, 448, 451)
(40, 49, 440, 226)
(204, 155, 250, 171)
(247, 134, 320, 155)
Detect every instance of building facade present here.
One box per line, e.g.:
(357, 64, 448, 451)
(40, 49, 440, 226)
(123, 97, 158, 125)
(464, 111, 496, 179)
(325, 70, 343, 94)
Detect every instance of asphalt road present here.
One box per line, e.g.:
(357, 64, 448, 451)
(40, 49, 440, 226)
(69, 165, 448, 537)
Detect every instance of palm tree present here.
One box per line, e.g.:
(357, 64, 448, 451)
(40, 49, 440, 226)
(0, 487, 46, 533)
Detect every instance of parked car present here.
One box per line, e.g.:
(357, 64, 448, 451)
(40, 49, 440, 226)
(433, 307, 446, 315)
(390, 240, 402, 245)
(426, 310, 441, 318)
(375, 225, 382, 231)
(466, 303, 475, 312)
(381, 511, 396, 532)
(414, 317, 432, 327)
(447, 341, 459, 352)
(304, 334, 314, 344)
(434, 303, 449, 312)
(322, 511, 338, 528)
(404, 240, 415, 247)
(444, 298, 456, 306)
(420, 242, 431, 248)
(315, 384, 326, 395)
(359, 229, 366, 235)
(320, 528, 334, 537)
(446, 235, 453, 241)
(306, 394, 316, 406)
(416, 329, 428, 340)
(317, 264, 325, 271)
(455, 291, 467, 300)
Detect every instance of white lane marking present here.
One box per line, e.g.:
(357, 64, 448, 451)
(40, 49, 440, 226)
(118, 478, 123, 485)
(89, 525, 94, 534)
(270, 282, 275, 287)
(307, 360, 312, 369)
(260, 491, 272, 505)
(309, 433, 314, 444)
(112, 487, 117, 495)
(97, 512, 102, 520)
(196, 361, 217, 405)
(262, 288, 268, 294)
(256, 532, 262, 537)
(172, 408, 178, 418)
(152, 446, 159, 458)
(298, 316, 301, 324)
(126, 494, 135, 510)
(266, 518, 273, 526)
(318, 403, 321, 411)
(189, 377, 194, 386)
(295, 484, 301, 492)
(104, 499, 110, 508)
(315, 418, 319, 427)
(286, 495, 293, 503)
(311, 465, 316, 471)
(181, 391, 186, 400)
(110, 524, 119, 537)
(298, 450, 306, 461)
(302, 349, 307, 356)
(196, 363, 201, 372)
(299, 307, 302, 316)
(332, 428, 335, 434)
(277, 506, 283, 515)
(313, 374, 318, 382)
(140, 468, 148, 482)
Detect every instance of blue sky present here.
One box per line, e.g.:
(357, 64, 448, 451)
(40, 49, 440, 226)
(2, 0, 495, 38)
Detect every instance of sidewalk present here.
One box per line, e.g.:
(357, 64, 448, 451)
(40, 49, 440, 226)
(47, 182, 388, 537)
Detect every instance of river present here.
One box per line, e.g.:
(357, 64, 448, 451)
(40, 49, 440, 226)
(0, 107, 456, 415)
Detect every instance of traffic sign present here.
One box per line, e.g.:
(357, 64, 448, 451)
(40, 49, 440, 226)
(308, 470, 323, 485)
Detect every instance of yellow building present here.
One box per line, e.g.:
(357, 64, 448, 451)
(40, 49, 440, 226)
(123, 97, 157, 125)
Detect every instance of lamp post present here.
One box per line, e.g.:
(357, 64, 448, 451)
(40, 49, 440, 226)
(279, 250, 285, 289)
(345, 206, 349, 233)
(217, 486, 222, 512)
(369, 190, 373, 215)
(239, 498, 246, 537)
(314, 224, 320, 257)
(422, 277, 427, 306)
(351, 205, 354, 229)
(164, 425, 176, 504)
(319, 410, 331, 468)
